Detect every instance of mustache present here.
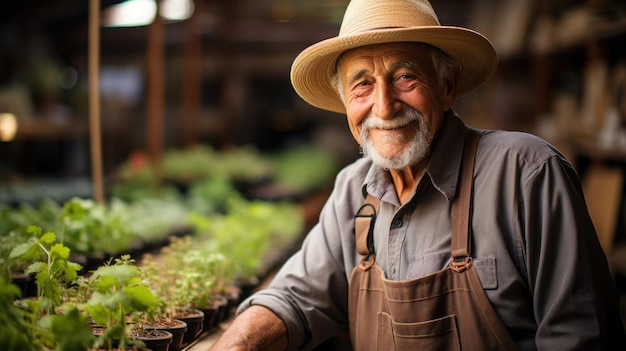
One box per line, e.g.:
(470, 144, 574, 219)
(362, 109, 423, 130)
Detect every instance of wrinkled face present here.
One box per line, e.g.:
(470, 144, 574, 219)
(338, 42, 456, 169)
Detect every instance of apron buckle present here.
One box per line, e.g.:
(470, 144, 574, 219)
(450, 256, 472, 272)
(359, 254, 376, 271)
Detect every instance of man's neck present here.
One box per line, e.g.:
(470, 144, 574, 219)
(389, 159, 428, 205)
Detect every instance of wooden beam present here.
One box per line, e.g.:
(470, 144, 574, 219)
(147, 7, 165, 183)
(89, 0, 104, 203)
(181, 0, 203, 148)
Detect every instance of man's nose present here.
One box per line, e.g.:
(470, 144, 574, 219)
(372, 81, 399, 120)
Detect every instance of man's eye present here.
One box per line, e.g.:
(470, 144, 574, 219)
(394, 75, 415, 90)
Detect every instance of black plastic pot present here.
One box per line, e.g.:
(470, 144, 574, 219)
(175, 308, 204, 342)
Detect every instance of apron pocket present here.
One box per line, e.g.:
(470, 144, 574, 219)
(378, 312, 461, 351)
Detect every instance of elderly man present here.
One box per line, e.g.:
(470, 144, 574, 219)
(209, 0, 626, 350)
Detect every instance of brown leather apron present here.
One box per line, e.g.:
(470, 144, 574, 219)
(349, 130, 518, 350)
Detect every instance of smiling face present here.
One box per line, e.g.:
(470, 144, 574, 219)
(337, 42, 457, 170)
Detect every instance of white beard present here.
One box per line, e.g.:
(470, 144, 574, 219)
(360, 108, 430, 170)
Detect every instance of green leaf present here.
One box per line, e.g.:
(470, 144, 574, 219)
(0, 277, 22, 300)
(26, 225, 42, 237)
(25, 261, 44, 275)
(61, 199, 89, 221)
(93, 274, 118, 292)
(62, 261, 82, 283)
(9, 239, 38, 260)
(125, 284, 159, 311)
(83, 298, 108, 326)
(50, 243, 70, 260)
(0, 277, 45, 351)
(36, 270, 62, 306)
(49, 308, 95, 351)
(0, 330, 41, 351)
(40, 231, 56, 245)
(91, 264, 141, 288)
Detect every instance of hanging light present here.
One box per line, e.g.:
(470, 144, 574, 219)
(160, 0, 194, 21)
(102, 0, 194, 27)
(0, 113, 18, 142)
(102, 0, 157, 27)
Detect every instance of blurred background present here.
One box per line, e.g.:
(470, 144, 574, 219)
(1, 0, 626, 258)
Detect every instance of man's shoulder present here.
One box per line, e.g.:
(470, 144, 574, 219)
(481, 129, 548, 146)
(479, 130, 569, 167)
(335, 156, 374, 186)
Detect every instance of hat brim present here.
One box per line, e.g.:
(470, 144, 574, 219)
(290, 26, 498, 114)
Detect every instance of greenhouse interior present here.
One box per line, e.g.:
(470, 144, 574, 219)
(1, 0, 626, 350)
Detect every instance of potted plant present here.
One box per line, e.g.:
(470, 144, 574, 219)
(188, 199, 304, 299)
(1, 229, 37, 297)
(141, 237, 205, 342)
(179, 247, 231, 329)
(137, 300, 188, 351)
(0, 275, 43, 351)
(3, 226, 95, 351)
(60, 198, 133, 269)
(9, 225, 83, 315)
(83, 254, 169, 351)
(40, 305, 96, 351)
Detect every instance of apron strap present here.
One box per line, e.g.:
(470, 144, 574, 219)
(355, 194, 379, 256)
(353, 129, 482, 270)
(451, 129, 482, 270)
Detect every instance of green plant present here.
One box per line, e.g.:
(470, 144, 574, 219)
(141, 236, 225, 322)
(39, 305, 95, 351)
(182, 249, 228, 309)
(0, 199, 63, 237)
(215, 144, 275, 182)
(60, 198, 133, 256)
(0, 276, 41, 351)
(59, 196, 189, 259)
(9, 225, 82, 314)
(0, 275, 94, 351)
(142, 237, 194, 321)
(0, 230, 30, 281)
(0, 200, 63, 280)
(270, 144, 339, 193)
(189, 200, 304, 281)
(109, 196, 189, 246)
(186, 175, 245, 215)
(83, 255, 160, 351)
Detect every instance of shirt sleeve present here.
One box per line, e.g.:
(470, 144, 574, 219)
(236, 168, 361, 350)
(523, 154, 625, 349)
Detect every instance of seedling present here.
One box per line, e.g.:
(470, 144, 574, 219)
(83, 255, 159, 351)
(9, 225, 82, 315)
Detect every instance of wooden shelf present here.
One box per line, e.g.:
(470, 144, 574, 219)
(530, 17, 626, 57)
(14, 118, 88, 140)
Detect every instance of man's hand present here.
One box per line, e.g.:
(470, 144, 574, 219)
(208, 305, 288, 351)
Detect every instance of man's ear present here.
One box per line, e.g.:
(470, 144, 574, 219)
(442, 67, 460, 111)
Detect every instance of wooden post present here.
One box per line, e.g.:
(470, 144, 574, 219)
(217, 0, 239, 147)
(182, 0, 202, 148)
(88, 0, 104, 203)
(147, 5, 165, 183)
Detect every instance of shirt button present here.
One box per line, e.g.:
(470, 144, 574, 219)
(391, 218, 403, 228)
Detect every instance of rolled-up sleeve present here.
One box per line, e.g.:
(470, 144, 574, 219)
(236, 163, 367, 350)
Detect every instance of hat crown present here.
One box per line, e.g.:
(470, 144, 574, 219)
(340, 0, 441, 36)
(290, 0, 497, 114)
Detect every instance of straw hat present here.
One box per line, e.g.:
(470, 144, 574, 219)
(290, 0, 498, 114)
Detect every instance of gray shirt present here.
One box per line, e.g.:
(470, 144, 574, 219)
(238, 111, 624, 350)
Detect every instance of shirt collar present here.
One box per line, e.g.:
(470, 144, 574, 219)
(362, 109, 469, 204)
(427, 109, 467, 202)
